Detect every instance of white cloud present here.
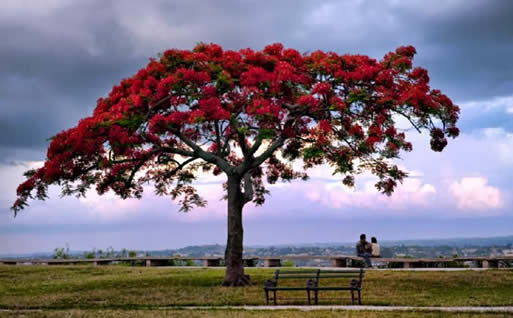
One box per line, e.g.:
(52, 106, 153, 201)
(449, 177, 503, 211)
(460, 95, 513, 113)
(481, 127, 513, 164)
(295, 172, 436, 214)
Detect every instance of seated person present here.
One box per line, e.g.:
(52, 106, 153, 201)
(371, 237, 380, 258)
(355, 233, 372, 267)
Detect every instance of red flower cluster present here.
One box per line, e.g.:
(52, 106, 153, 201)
(240, 66, 271, 87)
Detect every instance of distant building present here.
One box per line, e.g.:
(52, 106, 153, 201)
(502, 249, 513, 256)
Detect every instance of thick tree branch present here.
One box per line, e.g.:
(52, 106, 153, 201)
(174, 131, 233, 173)
(242, 172, 254, 203)
(248, 136, 285, 170)
(214, 120, 223, 157)
(230, 117, 249, 156)
(159, 146, 196, 158)
(168, 157, 198, 176)
(248, 136, 263, 156)
(221, 131, 236, 156)
(124, 161, 148, 195)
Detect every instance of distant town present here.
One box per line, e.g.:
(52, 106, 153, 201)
(3, 236, 513, 265)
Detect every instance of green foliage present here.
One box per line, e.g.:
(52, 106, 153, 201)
(215, 70, 232, 92)
(104, 246, 115, 258)
(237, 127, 249, 135)
(22, 169, 37, 178)
(128, 251, 137, 258)
(53, 245, 70, 259)
(119, 248, 128, 258)
(257, 128, 275, 140)
(117, 115, 144, 130)
(303, 147, 324, 160)
(281, 259, 294, 267)
(83, 251, 95, 259)
(346, 88, 369, 104)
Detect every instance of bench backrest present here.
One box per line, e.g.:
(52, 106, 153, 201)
(272, 269, 320, 283)
(316, 269, 364, 287)
(271, 268, 364, 284)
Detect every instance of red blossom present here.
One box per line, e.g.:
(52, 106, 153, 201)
(312, 82, 331, 95)
(189, 109, 205, 123)
(386, 141, 399, 152)
(318, 120, 332, 132)
(263, 43, 284, 56)
(385, 126, 397, 136)
(297, 95, 320, 110)
(447, 126, 460, 138)
(329, 96, 346, 111)
(348, 124, 364, 137)
(282, 48, 303, 67)
(175, 68, 210, 84)
(143, 76, 158, 89)
(395, 45, 417, 57)
(240, 66, 271, 87)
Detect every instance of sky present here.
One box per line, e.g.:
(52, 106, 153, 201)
(1, 0, 513, 254)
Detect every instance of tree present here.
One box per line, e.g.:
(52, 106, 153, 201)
(53, 244, 70, 259)
(12, 43, 459, 286)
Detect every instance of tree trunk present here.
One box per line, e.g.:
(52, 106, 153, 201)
(222, 175, 250, 286)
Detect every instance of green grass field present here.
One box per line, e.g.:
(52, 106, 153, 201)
(0, 266, 512, 317)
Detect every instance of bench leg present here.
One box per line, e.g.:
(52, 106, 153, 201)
(351, 290, 355, 305)
(315, 290, 319, 305)
(265, 290, 269, 305)
(358, 289, 362, 305)
(307, 290, 311, 305)
(273, 290, 277, 305)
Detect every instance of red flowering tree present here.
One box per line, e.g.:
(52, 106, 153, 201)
(12, 43, 459, 286)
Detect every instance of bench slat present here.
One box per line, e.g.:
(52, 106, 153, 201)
(312, 287, 358, 290)
(275, 275, 318, 279)
(265, 287, 311, 291)
(273, 270, 319, 273)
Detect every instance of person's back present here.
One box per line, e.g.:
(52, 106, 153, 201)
(371, 237, 380, 257)
(355, 234, 372, 267)
(355, 239, 367, 255)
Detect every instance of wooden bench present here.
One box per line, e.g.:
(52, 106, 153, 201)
(263, 268, 364, 305)
(263, 269, 319, 305)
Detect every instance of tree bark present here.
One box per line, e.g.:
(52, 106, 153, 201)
(222, 175, 250, 286)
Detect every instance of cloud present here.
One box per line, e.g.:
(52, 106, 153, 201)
(300, 177, 436, 213)
(461, 95, 513, 112)
(457, 94, 513, 133)
(481, 128, 513, 164)
(449, 177, 503, 211)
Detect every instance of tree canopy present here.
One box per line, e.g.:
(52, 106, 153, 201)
(12, 43, 459, 214)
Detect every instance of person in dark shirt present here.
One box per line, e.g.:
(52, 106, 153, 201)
(355, 233, 372, 267)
